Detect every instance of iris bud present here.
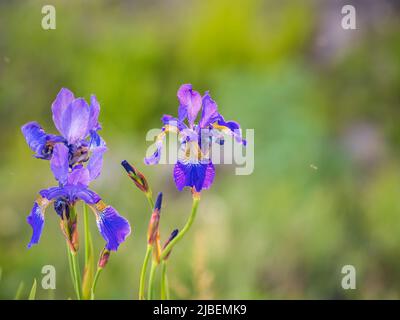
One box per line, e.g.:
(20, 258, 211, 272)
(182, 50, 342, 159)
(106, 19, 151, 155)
(121, 160, 150, 194)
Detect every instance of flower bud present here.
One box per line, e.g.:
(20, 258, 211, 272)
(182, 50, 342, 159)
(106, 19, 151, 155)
(162, 229, 179, 260)
(147, 192, 162, 245)
(58, 202, 79, 253)
(98, 248, 111, 269)
(121, 160, 150, 194)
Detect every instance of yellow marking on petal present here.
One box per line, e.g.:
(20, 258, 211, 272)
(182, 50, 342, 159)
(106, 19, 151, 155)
(36, 196, 51, 209)
(94, 200, 107, 212)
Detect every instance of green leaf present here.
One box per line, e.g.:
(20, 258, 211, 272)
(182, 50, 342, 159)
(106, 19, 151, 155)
(14, 281, 24, 300)
(28, 279, 37, 300)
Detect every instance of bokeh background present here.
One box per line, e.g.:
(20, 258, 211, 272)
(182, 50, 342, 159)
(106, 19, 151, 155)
(1, 0, 400, 299)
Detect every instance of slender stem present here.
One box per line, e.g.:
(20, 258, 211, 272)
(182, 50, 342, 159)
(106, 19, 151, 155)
(67, 244, 75, 292)
(137, 191, 154, 300)
(70, 251, 82, 300)
(160, 261, 169, 300)
(147, 260, 158, 300)
(160, 197, 200, 261)
(90, 268, 103, 300)
(83, 204, 90, 266)
(146, 192, 154, 210)
(139, 245, 152, 300)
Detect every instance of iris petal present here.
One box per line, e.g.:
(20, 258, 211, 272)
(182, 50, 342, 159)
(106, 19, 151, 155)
(199, 92, 221, 128)
(177, 84, 202, 126)
(88, 95, 101, 132)
(60, 98, 91, 144)
(173, 161, 215, 192)
(67, 165, 90, 187)
(50, 143, 69, 185)
(52, 88, 75, 135)
(21, 122, 63, 159)
(144, 131, 166, 165)
(27, 197, 50, 248)
(88, 146, 107, 180)
(94, 204, 131, 251)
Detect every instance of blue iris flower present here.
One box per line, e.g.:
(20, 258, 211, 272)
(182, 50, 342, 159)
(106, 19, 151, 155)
(145, 84, 246, 192)
(22, 89, 130, 251)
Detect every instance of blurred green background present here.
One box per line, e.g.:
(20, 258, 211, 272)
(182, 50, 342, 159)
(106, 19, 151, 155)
(1, 0, 400, 299)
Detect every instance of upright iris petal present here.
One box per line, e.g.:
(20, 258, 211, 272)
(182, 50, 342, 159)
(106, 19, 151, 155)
(51, 87, 75, 134)
(199, 93, 220, 128)
(177, 84, 202, 127)
(50, 143, 69, 185)
(60, 98, 91, 145)
(88, 95, 101, 132)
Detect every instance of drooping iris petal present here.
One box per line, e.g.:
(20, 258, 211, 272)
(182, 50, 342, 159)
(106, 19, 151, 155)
(94, 204, 131, 251)
(144, 131, 166, 165)
(21, 121, 48, 156)
(27, 197, 50, 248)
(88, 95, 101, 132)
(177, 84, 202, 126)
(21, 122, 63, 159)
(39, 186, 66, 200)
(60, 98, 91, 144)
(202, 162, 215, 189)
(67, 165, 90, 187)
(215, 118, 247, 145)
(51, 88, 75, 135)
(199, 92, 221, 128)
(50, 143, 69, 185)
(173, 161, 215, 192)
(161, 115, 187, 131)
(75, 188, 101, 204)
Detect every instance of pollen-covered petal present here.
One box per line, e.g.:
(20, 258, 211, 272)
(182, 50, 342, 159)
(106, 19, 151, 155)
(60, 98, 91, 144)
(94, 203, 131, 251)
(200, 92, 221, 128)
(27, 197, 51, 248)
(177, 84, 202, 126)
(52, 88, 75, 135)
(50, 143, 69, 185)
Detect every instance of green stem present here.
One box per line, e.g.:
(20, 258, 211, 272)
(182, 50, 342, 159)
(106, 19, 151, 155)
(91, 268, 103, 300)
(146, 192, 154, 209)
(147, 260, 158, 300)
(70, 251, 82, 300)
(160, 197, 200, 261)
(160, 261, 169, 300)
(139, 245, 152, 300)
(83, 204, 90, 266)
(67, 245, 75, 292)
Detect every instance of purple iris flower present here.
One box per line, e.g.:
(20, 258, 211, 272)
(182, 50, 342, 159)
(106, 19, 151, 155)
(21, 88, 106, 169)
(145, 84, 246, 192)
(27, 144, 131, 251)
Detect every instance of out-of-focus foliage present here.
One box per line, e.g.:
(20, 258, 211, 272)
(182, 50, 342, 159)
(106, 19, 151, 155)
(0, 0, 400, 299)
